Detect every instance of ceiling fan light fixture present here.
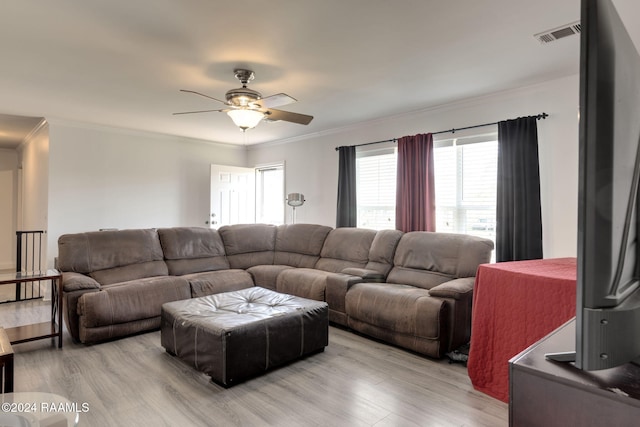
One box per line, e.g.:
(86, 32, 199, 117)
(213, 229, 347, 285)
(225, 87, 262, 107)
(176, 69, 314, 129)
(227, 108, 264, 131)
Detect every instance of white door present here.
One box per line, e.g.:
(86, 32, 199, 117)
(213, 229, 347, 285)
(210, 164, 256, 228)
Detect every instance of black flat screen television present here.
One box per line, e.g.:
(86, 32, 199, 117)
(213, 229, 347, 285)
(547, 0, 640, 371)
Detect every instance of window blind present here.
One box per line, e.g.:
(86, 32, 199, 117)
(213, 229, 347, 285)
(356, 149, 397, 230)
(434, 139, 498, 245)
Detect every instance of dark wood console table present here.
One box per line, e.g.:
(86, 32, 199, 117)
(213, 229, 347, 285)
(0, 269, 63, 348)
(510, 319, 640, 426)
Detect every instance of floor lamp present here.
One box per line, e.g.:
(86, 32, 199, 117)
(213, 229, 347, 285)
(286, 193, 305, 224)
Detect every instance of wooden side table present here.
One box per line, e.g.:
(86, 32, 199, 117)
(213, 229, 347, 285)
(0, 269, 63, 348)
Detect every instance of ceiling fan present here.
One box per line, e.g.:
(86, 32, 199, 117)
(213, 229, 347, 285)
(174, 69, 314, 131)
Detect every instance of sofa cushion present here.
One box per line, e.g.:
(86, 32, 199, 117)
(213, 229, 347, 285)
(346, 282, 446, 338)
(241, 224, 332, 290)
(58, 229, 168, 285)
(89, 261, 169, 286)
(346, 282, 449, 358)
(219, 224, 277, 269)
(58, 228, 164, 273)
(158, 227, 230, 275)
(276, 268, 330, 301)
(77, 276, 191, 328)
(362, 229, 404, 277)
(273, 224, 332, 267)
(182, 269, 255, 298)
(386, 232, 493, 290)
(314, 228, 376, 273)
(246, 265, 295, 290)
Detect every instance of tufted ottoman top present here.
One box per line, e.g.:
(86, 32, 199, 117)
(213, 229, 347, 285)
(161, 287, 329, 386)
(163, 286, 326, 329)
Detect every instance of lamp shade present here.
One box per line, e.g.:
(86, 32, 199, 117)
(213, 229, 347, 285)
(227, 109, 264, 131)
(287, 193, 305, 207)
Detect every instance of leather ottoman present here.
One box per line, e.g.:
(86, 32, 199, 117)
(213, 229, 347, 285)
(160, 287, 329, 387)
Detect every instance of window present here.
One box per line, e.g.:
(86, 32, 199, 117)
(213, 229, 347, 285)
(434, 136, 498, 246)
(354, 135, 498, 243)
(255, 164, 285, 224)
(356, 147, 397, 230)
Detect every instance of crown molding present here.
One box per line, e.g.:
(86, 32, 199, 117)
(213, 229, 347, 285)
(16, 118, 48, 151)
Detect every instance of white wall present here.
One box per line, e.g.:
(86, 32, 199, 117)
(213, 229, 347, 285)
(0, 170, 14, 269)
(0, 149, 18, 269)
(46, 121, 247, 267)
(248, 74, 580, 259)
(18, 122, 50, 271)
(0, 149, 18, 170)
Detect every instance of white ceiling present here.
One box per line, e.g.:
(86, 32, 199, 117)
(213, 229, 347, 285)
(0, 0, 639, 149)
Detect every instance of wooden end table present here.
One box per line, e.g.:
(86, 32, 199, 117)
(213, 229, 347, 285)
(0, 269, 63, 348)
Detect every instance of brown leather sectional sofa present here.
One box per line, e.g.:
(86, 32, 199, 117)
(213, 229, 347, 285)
(57, 224, 493, 358)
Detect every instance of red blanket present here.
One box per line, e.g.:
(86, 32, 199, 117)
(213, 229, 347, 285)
(467, 258, 576, 402)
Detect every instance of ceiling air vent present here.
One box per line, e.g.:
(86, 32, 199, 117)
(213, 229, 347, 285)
(534, 21, 581, 44)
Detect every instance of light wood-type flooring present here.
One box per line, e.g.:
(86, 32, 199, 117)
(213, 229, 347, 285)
(1, 298, 508, 426)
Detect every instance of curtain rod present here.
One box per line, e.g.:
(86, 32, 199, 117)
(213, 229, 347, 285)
(334, 112, 548, 151)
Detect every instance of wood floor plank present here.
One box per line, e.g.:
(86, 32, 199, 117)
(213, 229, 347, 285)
(2, 299, 508, 426)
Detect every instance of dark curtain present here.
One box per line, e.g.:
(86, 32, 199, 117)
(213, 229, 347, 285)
(395, 133, 436, 232)
(496, 116, 543, 261)
(336, 145, 357, 227)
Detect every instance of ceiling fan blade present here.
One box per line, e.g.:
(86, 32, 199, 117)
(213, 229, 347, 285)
(172, 108, 226, 115)
(263, 108, 313, 125)
(179, 89, 227, 105)
(255, 93, 297, 109)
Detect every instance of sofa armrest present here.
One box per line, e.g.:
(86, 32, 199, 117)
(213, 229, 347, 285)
(428, 277, 475, 301)
(341, 267, 385, 283)
(61, 272, 101, 343)
(325, 272, 364, 325)
(429, 277, 476, 351)
(61, 272, 101, 293)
